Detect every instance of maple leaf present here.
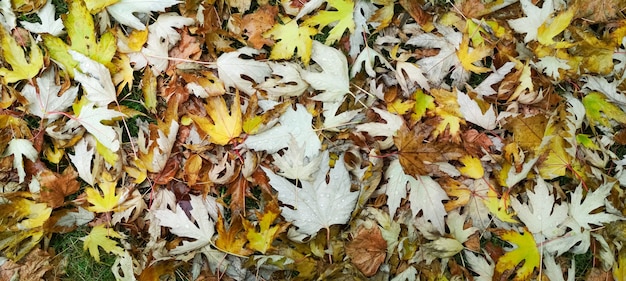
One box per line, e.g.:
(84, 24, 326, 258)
(345, 226, 387, 277)
(215, 215, 253, 256)
(64, 101, 125, 152)
(85, 178, 122, 213)
(495, 229, 540, 281)
(537, 8, 575, 47)
(302, 0, 355, 45)
(216, 47, 271, 95)
(507, 0, 554, 43)
(70, 50, 117, 107)
(300, 41, 350, 102)
(464, 250, 495, 281)
(257, 62, 309, 99)
(81, 224, 125, 262)
(510, 178, 568, 239)
(42, 0, 116, 76)
(457, 36, 491, 74)
(22, 69, 78, 124)
(243, 104, 321, 158)
(583, 91, 626, 127)
(19, 1, 64, 36)
(264, 18, 316, 65)
(474, 62, 516, 96)
(262, 151, 358, 236)
(2, 139, 38, 183)
(356, 107, 404, 150)
(154, 195, 218, 255)
(189, 92, 242, 146)
(273, 137, 323, 181)
(431, 88, 465, 139)
(351, 46, 392, 77)
(569, 182, 623, 230)
(0, 27, 43, 84)
(243, 5, 278, 49)
(244, 201, 285, 253)
(105, 0, 180, 30)
(534, 56, 571, 80)
(394, 124, 464, 176)
(405, 25, 464, 87)
(38, 167, 81, 208)
(457, 90, 497, 130)
(69, 136, 96, 186)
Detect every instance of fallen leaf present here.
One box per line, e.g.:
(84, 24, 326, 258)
(346, 226, 387, 277)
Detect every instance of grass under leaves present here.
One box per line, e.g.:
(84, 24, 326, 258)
(50, 226, 116, 281)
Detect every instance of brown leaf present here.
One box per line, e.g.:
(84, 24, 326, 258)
(346, 226, 387, 277)
(39, 167, 81, 208)
(226, 174, 253, 216)
(503, 114, 548, 152)
(399, 0, 431, 26)
(0, 248, 53, 281)
(242, 5, 278, 49)
(394, 124, 464, 176)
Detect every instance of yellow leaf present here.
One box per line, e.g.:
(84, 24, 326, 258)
(615, 248, 626, 281)
(411, 89, 435, 121)
(483, 189, 517, 223)
(0, 194, 51, 260)
(370, 0, 395, 33)
(387, 98, 415, 115)
(430, 88, 464, 140)
(537, 9, 575, 47)
(0, 28, 43, 84)
(189, 92, 242, 145)
(457, 36, 491, 74)
(81, 224, 124, 262)
(42, 0, 116, 77)
(583, 91, 626, 127)
(244, 201, 285, 253)
(538, 136, 569, 179)
(264, 18, 316, 65)
(458, 155, 484, 179)
(495, 229, 540, 281)
(86, 178, 122, 213)
(303, 0, 355, 45)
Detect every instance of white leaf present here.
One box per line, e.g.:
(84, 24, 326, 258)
(464, 250, 494, 281)
(395, 61, 430, 94)
(69, 136, 96, 186)
(408, 174, 449, 234)
(262, 152, 358, 236)
(384, 160, 408, 218)
(70, 50, 116, 107)
(349, 0, 376, 58)
(390, 267, 417, 281)
(534, 56, 570, 79)
(294, 0, 325, 20)
(67, 102, 125, 152)
(457, 90, 497, 130)
(272, 137, 322, 181)
(582, 76, 626, 109)
(20, 1, 64, 36)
(510, 178, 568, 238)
(355, 107, 403, 150)
(217, 47, 271, 95)
(148, 13, 195, 46)
(350, 46, 392, 77)
(569, 182, 623, 230)
(2, 139, 38, 183)
(22, 69, 78, 123)
(446, 209, 477, 243)
(112, 251, 136, 281)
(242, 104, 321, 158)
(55, 206, 95, 228)
(106, 0, 180, 30)
(127, 13, 194, 75)
(507, 0, 554, 42)
(154, 195, 218, 255)
(0, 0, 16, 31)
(257, 62, 308, 99)
(152, 121, 179, 173)
(406, 25, 464, 87)
(301, 41, 350, 102)
(321, 101, 360, 131)
(474, 62, 515, 96)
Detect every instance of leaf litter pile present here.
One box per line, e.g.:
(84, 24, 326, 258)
(2, 0, 626, 280)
